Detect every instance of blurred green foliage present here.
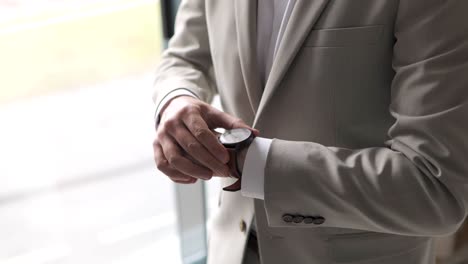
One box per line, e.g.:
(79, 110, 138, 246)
(0, 1, 163, 103)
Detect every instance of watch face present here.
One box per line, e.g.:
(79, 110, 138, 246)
(219, 128, 252, 145)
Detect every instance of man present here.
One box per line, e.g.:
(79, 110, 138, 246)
(153, 0, 468, 263)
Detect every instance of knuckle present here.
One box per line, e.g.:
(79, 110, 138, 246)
(156, 131, 165, 142)
(194, 128, 209, 139)
(182, 104, 201, 115)
(231, 118, 244, 127)
(152, 138, 159, 146)
(156, 124, 168, 137)
(156, 158, 168, 170)
(198, 102, 209, 111)
(168, 155, 182, 166)
(187, 142, 202, 152)
(163, 118, 178, 131)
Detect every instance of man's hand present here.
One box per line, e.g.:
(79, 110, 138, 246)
(153, 95, 258, 184)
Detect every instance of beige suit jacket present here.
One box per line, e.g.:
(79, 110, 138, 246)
(153, 0, 468, 263)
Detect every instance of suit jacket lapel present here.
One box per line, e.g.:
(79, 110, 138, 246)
(235, 0, 262, 115)
(254, 0, 331, 126)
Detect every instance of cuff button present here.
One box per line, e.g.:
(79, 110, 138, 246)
(313, 216, 325, 225)
(293, 215, 304, 223)
(282, 214, 294, 223)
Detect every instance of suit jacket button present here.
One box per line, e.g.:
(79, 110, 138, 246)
(282, 214, 294, 223)
(303, 217, 315, 224)
(313, 216, 325, 225)
(293, 215, 305, 223)
(240, 220, 247, 233)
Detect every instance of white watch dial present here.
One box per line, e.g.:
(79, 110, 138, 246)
(219, 128, 252, 144)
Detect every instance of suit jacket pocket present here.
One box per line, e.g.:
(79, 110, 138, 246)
(304, 25, 383, 47)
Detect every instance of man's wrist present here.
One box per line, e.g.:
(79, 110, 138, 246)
(159, 95, 195, 120)
(154, 89, 199, 129)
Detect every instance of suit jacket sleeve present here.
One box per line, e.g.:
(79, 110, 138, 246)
(263, 0, 468, 236)
(153, 0, 216, 110)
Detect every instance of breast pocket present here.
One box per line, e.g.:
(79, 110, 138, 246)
(304, 25, 384, 47)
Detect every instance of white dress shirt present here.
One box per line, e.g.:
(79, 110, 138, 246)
(155, 0, 296, 200)
(241, 0, 295, 200)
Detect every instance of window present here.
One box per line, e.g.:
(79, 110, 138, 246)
(0, 1, 185, 263)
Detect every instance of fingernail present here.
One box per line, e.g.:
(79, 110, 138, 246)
(204, 172, 214, 180)
(221, 152, 230, 164)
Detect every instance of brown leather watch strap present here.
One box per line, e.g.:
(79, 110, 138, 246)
(222, 148, 242, 192)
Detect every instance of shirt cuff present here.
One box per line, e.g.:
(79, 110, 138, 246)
(154, 88, 198, 128)
(241, 137, 272, 200)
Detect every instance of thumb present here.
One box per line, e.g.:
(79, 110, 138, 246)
(207, 108, 260, 135)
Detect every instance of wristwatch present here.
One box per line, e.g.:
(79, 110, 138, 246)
(218, 128, 255, 192)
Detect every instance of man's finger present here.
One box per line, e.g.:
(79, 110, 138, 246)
(173, 178, 198, 184)
(159, 135, 214, 180)
(183, 114, 229, 164)
(172, 127, 230, 176)
(154, 143, 196, 182)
